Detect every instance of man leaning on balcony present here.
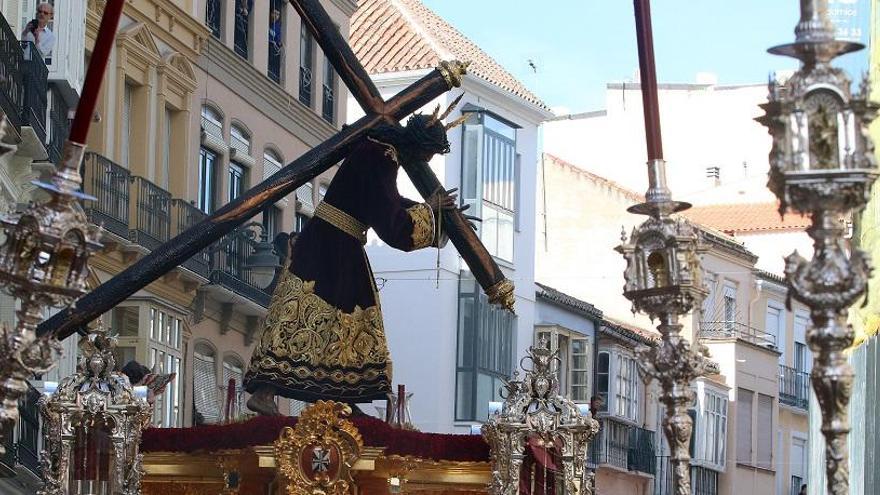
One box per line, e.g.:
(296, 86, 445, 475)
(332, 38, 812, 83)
(21, 2, 55, 61)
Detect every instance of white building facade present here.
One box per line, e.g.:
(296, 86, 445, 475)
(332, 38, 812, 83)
(349, 0, 551, 433)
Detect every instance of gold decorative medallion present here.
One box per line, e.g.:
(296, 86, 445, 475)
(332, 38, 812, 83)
(407, 203, 435, 249)
(274, 401, 363, 495)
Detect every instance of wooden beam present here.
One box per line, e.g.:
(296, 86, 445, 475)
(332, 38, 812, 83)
(633, 0, 663, 161)
(36, 68, 460, 341)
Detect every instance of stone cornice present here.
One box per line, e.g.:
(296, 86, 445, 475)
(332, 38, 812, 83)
(198, 37, 337, 148)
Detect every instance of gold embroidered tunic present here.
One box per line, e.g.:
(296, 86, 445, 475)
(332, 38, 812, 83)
(244, 139, 437, 403)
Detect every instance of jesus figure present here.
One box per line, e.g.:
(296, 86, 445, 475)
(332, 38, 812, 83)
(244, 105, 471, 415)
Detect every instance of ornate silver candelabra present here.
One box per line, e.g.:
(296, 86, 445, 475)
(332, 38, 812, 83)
(616, 162, 709, 495)
(0, 122, 103, 449)
(39, 326, 152, 495)
(758, 1, 878, 493)
(482, 340, 599, 495)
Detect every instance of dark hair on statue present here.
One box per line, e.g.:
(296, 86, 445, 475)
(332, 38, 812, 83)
(368, 113, 451, 157)
(121, 360, 151, 385)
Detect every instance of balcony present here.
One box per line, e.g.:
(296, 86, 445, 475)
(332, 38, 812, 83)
(20, 41, 49, 146)
(699, 321, 777, 348)
(0, 382, 42, 478)
(299, 66, 312, 107)
(779, 364, 809, 410)
(46, 86, 71, 165)
(0, 12, 25, 133)
(322, 83, 334, 123)
(81, 152, 131, 239)
(233, 9, 250, 59)
(130, 176, 172, 251)
(588, 417, 656, 475)
(171, 200, 210, 277)
(206, 0, 222, 40)
(79, 151, 274, 307)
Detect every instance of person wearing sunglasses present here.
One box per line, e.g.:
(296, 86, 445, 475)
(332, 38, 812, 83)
(22, 2, 56, 60)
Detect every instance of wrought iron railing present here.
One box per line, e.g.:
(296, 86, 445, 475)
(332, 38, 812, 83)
(654, 455, 673, 495)
(46, 86, 70, 165)
(171, 199, 210, 277)
(779, 364, 810, 410)
(233, 9, 249, 59)
(130, 176, 171, 250)
(322, 83, 334, 123)
(0, 11, 24, 133)
(20, 41, 48, 146)
(699, 321, 777, 348)
(81, 152, 131, 238)
(299, 66, 312, 106)
(268, 44, 282, 84)
(210, 229, 271, 307)
(17, 383, 41, 475)
(588, 417, 655, 474)
(206, 0, 222, 40)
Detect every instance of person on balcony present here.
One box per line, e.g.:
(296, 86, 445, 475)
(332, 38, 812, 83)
(21, 2, 55, 60)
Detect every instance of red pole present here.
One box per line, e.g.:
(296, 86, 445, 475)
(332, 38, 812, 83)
(633, 0, 663, 161)
(68, 0, 125, 144)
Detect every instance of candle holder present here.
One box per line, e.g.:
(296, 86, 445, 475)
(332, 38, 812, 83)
(482, 339, 599, 495)
(38, 326, 151, 495)
(0, 141, 103, 450)
(758, 1, 878, 493)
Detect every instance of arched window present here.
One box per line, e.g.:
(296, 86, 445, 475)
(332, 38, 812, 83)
(193, 342, 219, 424)
(263, 148, 283, 180)
(230, 123, 251, 156)
(222, 356, 245, 422)
(200, 105, 223, 138)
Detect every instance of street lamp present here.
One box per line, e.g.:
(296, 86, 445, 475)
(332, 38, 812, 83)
(245, 229, 281, 289)
(757, 1, 878, 493)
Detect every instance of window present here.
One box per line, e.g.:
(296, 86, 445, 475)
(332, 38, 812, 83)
(614, 353, 639, 421)
(230, 125, 251, 157)
(263, 149, 283, 180)
(322, 55, 335, 123)
(722, 281, 737, 329)
(756, 394, 773, 468)
(148, 307, 184, 428)
(456, 275, 515, 421)
(263, 206, 281, 239)
(765, 302, 784, 358)
(201, 105, 223, 138)
(299, 24, 314, 106)
(206, 0, 222, 39)
(228, 163, 246, 203)
(692, 386, 728, 471)
(193, 343, 219, 424)
(222, 357, 245, 422)
(198, 148, 217, 213)
(234, 0, 252, 59)
(790, 437, 807, 495)
(794, 311, 811, 371)
(535, 328, 590, 402)
(461, 110, 518, 262)
(121, 82, 133, 168)
(268, 0, 284, 83)
(596, 351, 610, 411)
(295, 213, 309, 233)
(112, 306, 139, 337)
(701, 271, 719, 327)
(736, 388, 753, 464)
(691, 466, 719, 495)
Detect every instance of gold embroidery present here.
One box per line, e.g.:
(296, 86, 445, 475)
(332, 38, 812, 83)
(407, 203, 434, 249)
(315, 202, 368, 244)
(253, 270, 390, 374)
(367, 136, 399, 165)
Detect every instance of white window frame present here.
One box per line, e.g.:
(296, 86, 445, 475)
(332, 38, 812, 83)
(691, 380, 729, 471)
(722, 281, 737, 329)
(148, 306, 184, 428)
(597, 345, 640, 424)
(765, 301, 786, 362)
(534, 326, 592, 403)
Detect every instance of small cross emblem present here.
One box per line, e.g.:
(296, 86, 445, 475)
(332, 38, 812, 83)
(311, 446, 331, 473)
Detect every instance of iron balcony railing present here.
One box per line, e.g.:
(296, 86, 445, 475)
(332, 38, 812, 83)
(171, 199, 210, 277)
(206, 0, 222, 40)
(210, 230, 272, 307)
(322, 83, 334, 123)
(299, 66, 312, 107)
(20, 41, 48, 146)
(268, 44, 282, 84)
(130, 176, 172, 251)
(81, 152, 131, 239)
(779, 364, 810, 410)
(47, 86, 70, 165)
(0, 11, 24, 133)
(588, 417, 656, 475)
(233, 9, 249, 59)
(699, 321, 777, 348)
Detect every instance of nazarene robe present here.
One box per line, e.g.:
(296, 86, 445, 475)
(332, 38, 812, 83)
(243, 138, 438, 403)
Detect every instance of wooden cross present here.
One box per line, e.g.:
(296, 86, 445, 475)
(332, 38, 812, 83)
(37, 0, 513, 341)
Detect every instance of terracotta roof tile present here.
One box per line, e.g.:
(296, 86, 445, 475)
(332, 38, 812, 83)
(682, 203, 811, 234)
(351, 0, 548, 110)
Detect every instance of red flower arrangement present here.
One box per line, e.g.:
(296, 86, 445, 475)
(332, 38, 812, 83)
(141, 415, 490, 462)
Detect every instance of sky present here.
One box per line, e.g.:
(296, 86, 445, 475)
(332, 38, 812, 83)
(420, 0, 870, 113)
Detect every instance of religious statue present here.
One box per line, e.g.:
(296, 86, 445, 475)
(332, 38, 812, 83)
(244, 101, 472, 415)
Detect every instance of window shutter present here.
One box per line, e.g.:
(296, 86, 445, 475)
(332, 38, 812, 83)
(765, 304, 785, 360)
(736, 389, 753, 464)
(756, 394, 773, 468)
(193, 353, 219, 423)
